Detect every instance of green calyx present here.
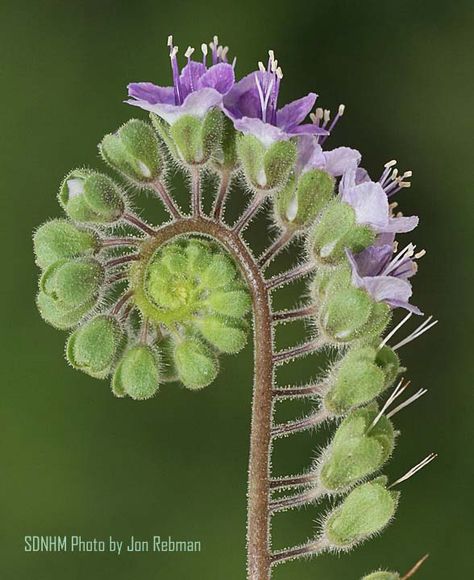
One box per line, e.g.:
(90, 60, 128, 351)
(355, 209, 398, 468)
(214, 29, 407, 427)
(325, 345, 400, 414)
(36, 291, 95, 330)
(33, 219, 99, 269)
(317, 266, 391, 343)
(112, 344, 161, 399)
(324, 477, 399, 547)
(320, 404, 395, 492)
(66, 315, 125, 378)
(40, 257, 104, 311)
(59, 169, 125, 224)
(311, 199, 375, 265)
(236, 134, 296, 192)
(275, 169, 334, 230)
(156, 109, 224, 165)
(362, 572, 400, 580)
(173, 336, 219, 389)
(100, 119, 163, 184)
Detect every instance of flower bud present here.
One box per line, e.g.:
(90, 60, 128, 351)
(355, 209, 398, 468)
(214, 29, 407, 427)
(100, 119, 163, 184)
(212, 115, 238, 171)
(324, 346, 400, 414)
(36, 291, 95, 330)
(311, 200, 374, 265)
(168, 109, 224, 165)
(237, 135, 296, 192)
(196, 315, 247, 354)
(66, 315, 125, 378)
(275, 169, 334, 230)
(40, 258, 104, 311)
(59, 169, 125, 224)
(362, 572, 400, 580)
(112, 345, 161, 400)
(33, 219, 99, 269)
(207, 289, 251, 318)
(324, 477, 399, 548)
(320, 405, 395, 492)
(173, 337, 218, 390)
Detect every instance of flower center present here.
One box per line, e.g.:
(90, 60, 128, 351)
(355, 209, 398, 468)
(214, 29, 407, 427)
(255, 51, 283, 125)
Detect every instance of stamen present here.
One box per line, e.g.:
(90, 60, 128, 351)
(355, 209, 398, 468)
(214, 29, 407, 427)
(320, 103, 345, 144)
(378, 311, 413, 349)
(201, 43, 208, 65)
(221, 46, 229, 62)
(168, 43, 182, 105)
(275, 67, 283, 79)
(322, 109, 331, 128)
(258, 61, 266, 72)
(382, 243, 416, 276)
(231, 56, 237, 69)
(368, 379, 410, 431)
(388, 453, 437, 488)
(184, 46, 194, 59)
(414, 249, 426, 259)
(392, 316, 439, 351)
(386, 388, 428, 419)
(167, 34, 173, 47)
(379, 159, 397, 184)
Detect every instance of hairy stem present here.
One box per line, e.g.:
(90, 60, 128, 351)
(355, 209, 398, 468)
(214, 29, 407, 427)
(270, 487, 322, 513)
(270, 473, 316, 490)
(272, 384, 323, 399)
(272, 409, 329, 438)
(213, 169, 232, 221)
(259, 229, 294, 269)
(272, 305, 316, 323)
(105, 254, 139, 269)
(191, 168, 201, 217)
(233, 193, 266, 234)
(149, 179, 181, 219)
(123, 212, 156, 236)
(273, 337, 326, 365)
(271, 538, 328, 566)
(266, 261, 316, 290)
(101, 237, 141, 248)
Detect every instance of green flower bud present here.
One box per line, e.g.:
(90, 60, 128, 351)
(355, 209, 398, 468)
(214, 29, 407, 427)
(237, 135, 296, 192)
(40, 257, 104, 311)
(112, 345, 161, 400)
(59, 169, 125, 224)
(100, 119, 163, 184)
(33, 219, 99, 269)
(325, 346, 400, 414)
(275, 169, 334, 230)
(320, 405, 395, 492)
(66, 315, 125, 378)
(196, 315, 247, 354)
(168, 109, 224, 165)
(173, 337, 218, 390)
(362, 572, 400, 580)
(324, 477, 399, 547)
(207, 289, 251, 318)
(36, 291, 95, 330)
(212, 115, 238, 171)
(311, 200, 374, 265)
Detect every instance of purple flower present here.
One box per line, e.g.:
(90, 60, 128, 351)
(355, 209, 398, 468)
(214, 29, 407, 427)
(347, 245, 422, 314)
(126, 36, 235, 124)
(296, 135, 361, 177)
(223, 52, 327, 147)
(339, 168, 418, 235)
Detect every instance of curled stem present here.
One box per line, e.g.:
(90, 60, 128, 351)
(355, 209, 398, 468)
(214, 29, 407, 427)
(112, 290, 134, 315)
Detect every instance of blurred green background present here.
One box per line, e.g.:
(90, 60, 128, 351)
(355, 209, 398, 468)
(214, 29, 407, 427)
(1, 0, 473, 578)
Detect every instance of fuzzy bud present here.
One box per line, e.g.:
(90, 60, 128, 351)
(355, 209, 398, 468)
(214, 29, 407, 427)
(324, 477, 399, 548)
(320, 405, 395, 492)
(59, 169, 125, 224)
(112, 345, 161, 400)
(173, 337, 218, 390)
(36, 291, 95, 330)
(40, 257, 104, 311)
(33, 219, 99, 269)
(311, 200, 374, 265)
(212, 115, 238, 171)
(196, 315, 247, 354)
(167, 109, 224, 165)
(66, 315, 125, 378)
(237, 135, 296, 192)
(325, 346, 400, 414)
(275, 169, 334, 230)
(100, 119, 163, 184)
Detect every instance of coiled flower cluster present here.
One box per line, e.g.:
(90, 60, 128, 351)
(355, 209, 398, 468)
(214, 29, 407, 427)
(33, 35, 437, 580)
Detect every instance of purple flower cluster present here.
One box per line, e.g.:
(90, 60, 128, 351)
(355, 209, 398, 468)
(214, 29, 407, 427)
(126, 35, 422, 313)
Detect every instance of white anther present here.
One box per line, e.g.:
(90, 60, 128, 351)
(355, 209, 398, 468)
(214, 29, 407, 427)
(169, 46, 178, 58)
(221, 46, 229, 59)
(384, 159, 397, 168)
(338, 103, 345, 116)
(315, 107, 324, 119)
(258, 61, 266, 72)
(415, 249, 426, 259)
(201, 43, 208, 56)
(391, 168, 399, 180)
(167, 35, 173, 47)
(213, 35, 219, 46)
(400, 181, 412, 188)
(216, 45, 223, 58)
(403, 170, 413, 178)
(323, 109, 331, 123)
(185, 46, 195, 58)
(388, 453, 437, 488)
(275, 66, 283, 79)
(231, 56, 237, 68)
(389, 202, 399, 210)
(393, 241, 399, 252)
(268, 49, 275, 61)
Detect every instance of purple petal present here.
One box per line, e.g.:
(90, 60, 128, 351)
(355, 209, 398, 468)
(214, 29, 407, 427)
(353, 245, 394, 277)
(287, 123, 328, 137)
(384, 299, 422, 315)
(234, 117, 288, 147)
(276, 93, 317, 131)
(384, 215, 419, 233)
(296, 136, 325, 174)
(324, 147, 361, 177)
(223, 71, 262, 120)
(127, 82, 175, 105)
(341, 181, 389, 229)
(360, 275, 413, 307)
(179, 61, 207, 99)
(198, 63, 235, 94)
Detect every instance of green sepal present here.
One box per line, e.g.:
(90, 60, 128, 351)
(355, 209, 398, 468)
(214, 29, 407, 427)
(33, 219, 99, 269)
(320, 405, 395, 492)
(275, 169, 334, 230)
(263, 140, 297, 191)
(212, 115, 238, 170)
(321, 285, 374, 342)
(59, 169, 125, 224)
(112, 344, 161, 400)
(66, 315, 126, 378)
(36, 291, 95, 330)
(169, 109, 223, 165)
(100, 119, 163, 184)
(362, 572, 400, 580)
(173, 336, 219, 390)
(207, 289, 251, 318)
(324, 478, 399, 547)
(196, 315, 247, 354)
(40, 257, 104, 310)
(311, 200, 375, 265)
(150, 113, 180, 159)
